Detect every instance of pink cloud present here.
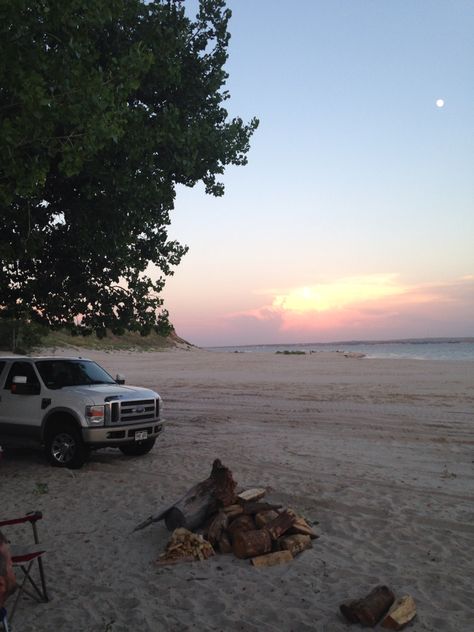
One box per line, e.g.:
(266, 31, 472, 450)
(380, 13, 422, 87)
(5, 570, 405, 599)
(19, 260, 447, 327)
(221, 275, 474, 342)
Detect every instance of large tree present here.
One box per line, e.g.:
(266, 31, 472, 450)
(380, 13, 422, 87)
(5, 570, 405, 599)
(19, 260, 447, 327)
(0, 0, 257, 336)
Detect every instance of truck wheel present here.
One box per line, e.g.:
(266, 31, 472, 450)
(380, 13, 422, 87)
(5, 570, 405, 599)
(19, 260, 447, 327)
(45, 423, 89, 469)
(119, 437, 156, 457)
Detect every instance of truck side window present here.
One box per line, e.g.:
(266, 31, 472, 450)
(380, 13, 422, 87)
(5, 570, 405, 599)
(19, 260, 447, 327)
(4, 362, 41, 389)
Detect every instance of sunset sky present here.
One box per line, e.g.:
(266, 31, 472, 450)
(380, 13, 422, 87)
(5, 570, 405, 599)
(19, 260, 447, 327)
(161, 0, 474, 347)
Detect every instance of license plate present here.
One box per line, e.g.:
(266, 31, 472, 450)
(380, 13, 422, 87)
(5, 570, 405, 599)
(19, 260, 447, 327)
(135, 430, 148, 441)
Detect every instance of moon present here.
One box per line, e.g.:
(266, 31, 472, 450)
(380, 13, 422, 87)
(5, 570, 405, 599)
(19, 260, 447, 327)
(436, 98, 445, 108)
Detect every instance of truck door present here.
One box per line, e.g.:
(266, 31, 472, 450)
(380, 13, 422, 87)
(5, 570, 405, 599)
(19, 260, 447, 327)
(0, 360, 44, 441)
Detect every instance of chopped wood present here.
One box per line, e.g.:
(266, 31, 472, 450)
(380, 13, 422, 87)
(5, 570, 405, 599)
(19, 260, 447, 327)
(156, 528, 215, 565)
(288, 519, 318, 540)
(137, 459, 320, 570)
(240, 501, 282, 515)
(279, 534, 312, 556)
(237, 488, 267, 502)
(286, 509, 318, 539)
(381, 595, 417, 630)
(264, 510, 296, 541)
(233, 529, 272, 559)
(255, 510, 279, 528)
(227, 514, 255, 540)
(251, 550, 293, 567)
(222, 504, 244, 518)
(340, 585, 395, 626)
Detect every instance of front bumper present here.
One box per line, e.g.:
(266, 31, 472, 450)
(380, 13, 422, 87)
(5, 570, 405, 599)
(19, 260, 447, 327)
(82, 420, 165, 446)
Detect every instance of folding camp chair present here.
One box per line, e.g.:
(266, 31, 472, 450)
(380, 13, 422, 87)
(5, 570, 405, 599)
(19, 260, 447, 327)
(0, 511, 48, 622)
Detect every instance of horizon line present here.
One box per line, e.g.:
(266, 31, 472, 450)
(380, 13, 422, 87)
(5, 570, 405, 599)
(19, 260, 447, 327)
(204, 336, 474, 349)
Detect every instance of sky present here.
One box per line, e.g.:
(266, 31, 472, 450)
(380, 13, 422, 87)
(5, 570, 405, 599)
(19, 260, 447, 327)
(160, 0, 474, 347)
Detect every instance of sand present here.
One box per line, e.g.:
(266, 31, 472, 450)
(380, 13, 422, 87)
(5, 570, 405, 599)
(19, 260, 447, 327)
(1, 348, 473, 631)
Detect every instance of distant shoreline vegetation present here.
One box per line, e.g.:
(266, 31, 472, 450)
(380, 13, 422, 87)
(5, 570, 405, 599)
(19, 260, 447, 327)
(276, 350, 306, 355)
(207, 338, 474, 362)
(211, 337, 474, 349)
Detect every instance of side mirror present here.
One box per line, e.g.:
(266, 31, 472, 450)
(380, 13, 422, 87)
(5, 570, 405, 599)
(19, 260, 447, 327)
(11, 376, 40, 395)
(116, 373, 125, 385)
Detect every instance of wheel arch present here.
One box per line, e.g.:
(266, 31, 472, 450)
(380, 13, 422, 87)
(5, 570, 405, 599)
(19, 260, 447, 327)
(41, 408, 83, 441)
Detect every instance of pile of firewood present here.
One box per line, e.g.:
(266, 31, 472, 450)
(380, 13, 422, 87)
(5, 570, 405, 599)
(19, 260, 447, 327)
(133, 459, 318, 567)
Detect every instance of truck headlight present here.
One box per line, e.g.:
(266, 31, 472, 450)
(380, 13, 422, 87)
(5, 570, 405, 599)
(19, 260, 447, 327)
(85, 405, 105, 425)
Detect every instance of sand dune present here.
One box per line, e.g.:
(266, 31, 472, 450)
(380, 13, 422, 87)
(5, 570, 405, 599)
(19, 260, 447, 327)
(1, 348, 473, 631)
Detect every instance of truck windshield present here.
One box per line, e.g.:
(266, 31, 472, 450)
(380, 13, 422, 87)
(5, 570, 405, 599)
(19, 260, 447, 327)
(35, 360, 116, 389)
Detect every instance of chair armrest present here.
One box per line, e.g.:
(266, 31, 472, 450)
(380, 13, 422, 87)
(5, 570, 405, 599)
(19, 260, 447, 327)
(0, 511, 43, 528)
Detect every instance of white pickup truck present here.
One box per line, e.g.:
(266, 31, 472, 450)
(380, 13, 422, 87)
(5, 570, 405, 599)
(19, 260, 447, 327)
(0, 356, 164, 468)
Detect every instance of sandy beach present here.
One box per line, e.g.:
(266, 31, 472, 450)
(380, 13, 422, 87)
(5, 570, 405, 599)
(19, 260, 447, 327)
(1, 347, 473, 632)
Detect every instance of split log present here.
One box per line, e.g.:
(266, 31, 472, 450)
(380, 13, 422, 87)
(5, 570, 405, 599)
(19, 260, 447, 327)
(251, 550, 293, 567)
(233, 529, 272, 559)
(240, 501, 282, 515)
(340, 585, 395, 626)
(237, 488, 267, 502)
(287, 509, 319, 539)
(222, 504, 244, 518)
(255, 510, 279, 528)
(381, 595, 416, 630)
(278, 534, 312, 556)
(288, 518, 318, 540)
(227, 514, 255, 540)
(264, 510, 296, 541)
(133, 459, 236, 533)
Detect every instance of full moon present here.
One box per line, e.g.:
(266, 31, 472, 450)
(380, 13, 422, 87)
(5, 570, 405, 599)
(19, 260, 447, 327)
(436, 98, 445, 108)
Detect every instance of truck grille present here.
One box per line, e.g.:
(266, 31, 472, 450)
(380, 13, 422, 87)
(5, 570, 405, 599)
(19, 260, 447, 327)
(109, 399, 159, 425)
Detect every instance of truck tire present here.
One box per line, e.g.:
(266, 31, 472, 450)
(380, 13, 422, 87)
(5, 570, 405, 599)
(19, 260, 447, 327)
(119, 437, 156, 457)
(45, 422, 89, 469)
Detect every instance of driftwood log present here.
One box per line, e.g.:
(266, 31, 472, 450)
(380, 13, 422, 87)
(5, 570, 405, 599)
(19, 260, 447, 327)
(340, 585, 395, 626)
(133, 459, 237, 533)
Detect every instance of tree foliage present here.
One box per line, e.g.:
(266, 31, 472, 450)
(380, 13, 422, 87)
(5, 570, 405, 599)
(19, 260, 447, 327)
(0, 319, 47, 354)
(0, 0, 258, 336)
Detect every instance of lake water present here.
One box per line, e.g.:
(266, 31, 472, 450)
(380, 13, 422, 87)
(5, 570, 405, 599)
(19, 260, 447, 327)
(206, 339, 474, 361)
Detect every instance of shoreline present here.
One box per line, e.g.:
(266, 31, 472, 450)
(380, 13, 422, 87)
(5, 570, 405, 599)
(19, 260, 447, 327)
(204, 339, 474, 362)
